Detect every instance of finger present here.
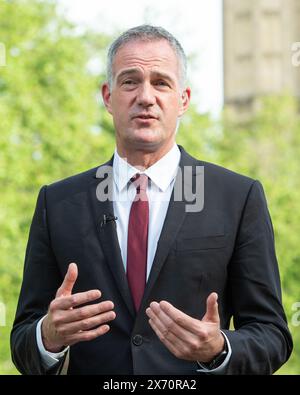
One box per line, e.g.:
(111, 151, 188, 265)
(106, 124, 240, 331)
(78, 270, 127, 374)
(56, 263, 78, 297)
(157, 300, 201, 335)
(52, 289, 101, 311)
(202, 292, 220, 323)
(62, 300, 114, 324)
(148, 318, 188, 360)
(66, 324, 111, 345)
(146, 305, 193, 344)
(59, 311, 116, 336)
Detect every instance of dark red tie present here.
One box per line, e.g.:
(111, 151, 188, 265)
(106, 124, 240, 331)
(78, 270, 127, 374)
(127, 174, 149, 312)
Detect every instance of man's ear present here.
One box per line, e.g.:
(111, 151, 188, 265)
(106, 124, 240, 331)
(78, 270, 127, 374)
(101, 82, 113, 114)
(178, 87, 191, 117)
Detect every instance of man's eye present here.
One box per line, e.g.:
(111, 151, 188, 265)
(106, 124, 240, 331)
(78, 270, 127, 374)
(123, 80, 136, 85)
(155, 81, 169, 87)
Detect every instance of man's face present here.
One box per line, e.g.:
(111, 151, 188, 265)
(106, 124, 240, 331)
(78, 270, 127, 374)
(102, 39, 191, 154)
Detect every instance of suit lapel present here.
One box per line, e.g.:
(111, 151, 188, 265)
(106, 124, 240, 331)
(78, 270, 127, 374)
(88, 158, 136, 318)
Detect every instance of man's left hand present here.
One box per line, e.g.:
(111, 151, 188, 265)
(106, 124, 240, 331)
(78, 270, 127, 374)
(146, 292, 224, 363)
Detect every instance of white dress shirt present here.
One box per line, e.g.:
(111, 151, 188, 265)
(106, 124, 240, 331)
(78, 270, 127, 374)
(112, 143, 180, 280)
(36, 144, 231, 373)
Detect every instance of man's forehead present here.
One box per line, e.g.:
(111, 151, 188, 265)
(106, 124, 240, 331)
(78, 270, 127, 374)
(114, 39, 177, 63)
(112, 40, 179, 75)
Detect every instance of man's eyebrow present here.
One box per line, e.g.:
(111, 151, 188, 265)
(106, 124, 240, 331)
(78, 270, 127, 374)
(115, 69, 175, 84)
(116, 68, 140, 82)
(150, 71, 175, 83)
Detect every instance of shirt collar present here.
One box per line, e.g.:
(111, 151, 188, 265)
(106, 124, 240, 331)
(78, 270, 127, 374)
(113, 144, 181, 192)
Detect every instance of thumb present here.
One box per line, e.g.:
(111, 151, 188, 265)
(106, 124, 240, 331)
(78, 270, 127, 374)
(56, 262, 78, 298)
(202, 292, 220, 323)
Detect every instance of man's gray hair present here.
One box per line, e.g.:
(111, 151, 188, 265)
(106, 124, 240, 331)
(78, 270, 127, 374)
(107, 24, 187, 89)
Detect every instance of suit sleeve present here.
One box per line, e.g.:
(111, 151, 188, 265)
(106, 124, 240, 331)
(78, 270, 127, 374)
(222, 180, 293, 374)
(10, 186, 65, 375)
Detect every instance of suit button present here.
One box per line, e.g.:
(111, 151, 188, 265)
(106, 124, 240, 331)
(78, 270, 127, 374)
(132, 334, 143, 346)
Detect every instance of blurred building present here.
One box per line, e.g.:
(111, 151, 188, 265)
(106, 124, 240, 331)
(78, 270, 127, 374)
(223, 0, 300, 120)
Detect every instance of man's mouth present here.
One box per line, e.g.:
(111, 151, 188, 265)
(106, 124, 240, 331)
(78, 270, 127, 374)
(132, 114, 158, 120)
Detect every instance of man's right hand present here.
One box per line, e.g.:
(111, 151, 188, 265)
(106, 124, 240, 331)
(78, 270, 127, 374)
(41, 262, 116, 353)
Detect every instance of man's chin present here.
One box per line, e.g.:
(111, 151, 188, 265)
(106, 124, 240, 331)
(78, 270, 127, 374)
(129, 131, 163, 151)
(131, 139, 162, 153)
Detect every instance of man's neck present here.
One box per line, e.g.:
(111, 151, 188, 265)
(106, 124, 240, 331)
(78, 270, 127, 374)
(116, 142, 176, 170)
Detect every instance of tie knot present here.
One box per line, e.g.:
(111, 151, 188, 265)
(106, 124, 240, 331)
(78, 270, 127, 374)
(131, 173, 148, 192)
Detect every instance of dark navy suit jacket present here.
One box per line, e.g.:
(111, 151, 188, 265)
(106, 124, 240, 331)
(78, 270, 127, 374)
(11, 146, 293, 374)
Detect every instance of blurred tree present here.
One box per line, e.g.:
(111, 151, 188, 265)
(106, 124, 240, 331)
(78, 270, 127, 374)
(0, 0, 114, 374)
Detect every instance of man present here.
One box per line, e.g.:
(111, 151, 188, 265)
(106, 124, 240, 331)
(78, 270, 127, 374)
(11, 25, 292, 375)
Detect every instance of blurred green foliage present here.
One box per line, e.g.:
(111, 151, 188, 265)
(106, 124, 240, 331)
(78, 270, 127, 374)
(0, 0, 299, 375)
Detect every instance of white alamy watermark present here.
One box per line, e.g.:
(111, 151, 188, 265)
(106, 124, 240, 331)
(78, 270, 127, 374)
(291, 302, 300, 327)
(0, 302, 6, 326)
(95, 164, 204, 213)
(291, 42, 300, 66)
(0, 43, 6, 66)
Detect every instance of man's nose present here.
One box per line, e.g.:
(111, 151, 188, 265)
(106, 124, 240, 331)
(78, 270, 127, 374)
(136, 82, 156, 107)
